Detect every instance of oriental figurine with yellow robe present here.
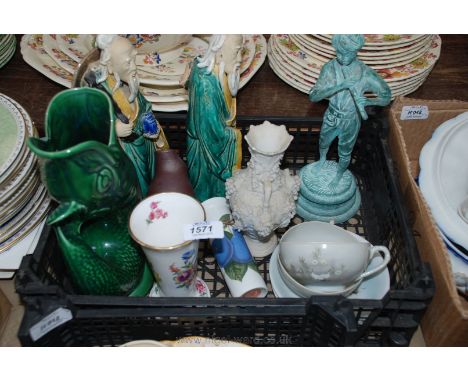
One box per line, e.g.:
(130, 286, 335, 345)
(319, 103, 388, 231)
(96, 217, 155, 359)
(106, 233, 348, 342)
(83, 35, 168, 197)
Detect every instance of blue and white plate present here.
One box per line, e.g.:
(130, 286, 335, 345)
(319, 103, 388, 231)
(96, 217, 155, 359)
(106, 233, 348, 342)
(440, 229, 468, 264)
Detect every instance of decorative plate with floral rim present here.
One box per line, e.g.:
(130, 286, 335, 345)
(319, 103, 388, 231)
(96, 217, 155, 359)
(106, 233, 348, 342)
(42, 34, 79, 74)
(0, 43, 16, 69)
(0, 95, 26, 182)
(318, 33, 426, 48)
(151, 100, 188, 113)
(56, 34, 95, 63)
(269, 45, 315, 89)
(240, 34, 255, 74)
(377, 35, 441, 82)
(269, 38, 427, 99)
(239, 34, 267, 88)
(148, 34, 266, 111)
(0, 35, 16, 68)
(270, 36, 319, 81)
(293, 34, 434, 67)
(20, 35, 73, 88)
(272, 34, 441, 83)
(140, 87, 188, 103)
(0, 187, 50, 253)
(0, 94, 38, 202)
(135, 37, 208, 77)
(300, 34, 433, 59)
(0, 218, 46, 271)
(267, 45, 310, 93)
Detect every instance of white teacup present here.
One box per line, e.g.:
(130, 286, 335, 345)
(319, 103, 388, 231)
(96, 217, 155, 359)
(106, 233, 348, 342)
(279, 222, 390, 293)
(129, 192, 205, 297)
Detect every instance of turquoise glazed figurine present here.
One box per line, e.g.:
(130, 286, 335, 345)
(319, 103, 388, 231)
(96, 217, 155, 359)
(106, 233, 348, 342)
(82, 35, 168, 197)
(185, 34, 244, 202)
(297, 34, 391, 223)
(28, 88, 153, 296)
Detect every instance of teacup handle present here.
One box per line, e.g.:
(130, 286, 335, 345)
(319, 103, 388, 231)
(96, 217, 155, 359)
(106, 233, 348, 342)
(357, 246, 391, 281)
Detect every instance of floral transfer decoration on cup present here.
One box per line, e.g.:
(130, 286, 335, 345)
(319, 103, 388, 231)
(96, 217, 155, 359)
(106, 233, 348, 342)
(195, 278, 209, 296)
(170, 249, 197, 289)
(146, 200, 168, 224)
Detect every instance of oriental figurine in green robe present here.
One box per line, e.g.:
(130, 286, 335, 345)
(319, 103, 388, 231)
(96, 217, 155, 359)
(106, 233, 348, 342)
(184, 34, 244, 202)
(297, 34, 391, 223)
(83, 35, 169, 197)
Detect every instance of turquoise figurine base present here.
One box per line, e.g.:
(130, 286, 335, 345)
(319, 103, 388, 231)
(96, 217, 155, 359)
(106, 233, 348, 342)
(297, 161, 361, 223)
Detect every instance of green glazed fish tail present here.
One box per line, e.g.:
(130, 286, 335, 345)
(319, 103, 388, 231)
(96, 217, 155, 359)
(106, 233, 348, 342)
(54, 223, 142, 295)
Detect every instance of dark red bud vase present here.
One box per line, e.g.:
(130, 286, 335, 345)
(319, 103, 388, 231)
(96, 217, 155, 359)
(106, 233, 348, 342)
(148, 149, 195, 197)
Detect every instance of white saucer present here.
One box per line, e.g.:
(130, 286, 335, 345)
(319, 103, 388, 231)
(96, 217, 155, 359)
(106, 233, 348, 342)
(419, 112, 468, 251)
(148, 277, 210, 298)
(269, 245, 390, 300)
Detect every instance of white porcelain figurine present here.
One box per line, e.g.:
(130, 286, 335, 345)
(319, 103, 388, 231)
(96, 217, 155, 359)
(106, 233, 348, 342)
(226, 121, 300, 257)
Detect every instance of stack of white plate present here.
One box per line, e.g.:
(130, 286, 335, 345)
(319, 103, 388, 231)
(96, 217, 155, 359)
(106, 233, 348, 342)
(0, 34, 16, 69)
(0, 93, 50, 277)
(20, 34, 267, 112)
(268, 34, 441, 99)
(419, 112, 468, 294)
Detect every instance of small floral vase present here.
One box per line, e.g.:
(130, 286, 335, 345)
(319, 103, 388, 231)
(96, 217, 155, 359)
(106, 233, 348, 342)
(129, 192, 206, 297)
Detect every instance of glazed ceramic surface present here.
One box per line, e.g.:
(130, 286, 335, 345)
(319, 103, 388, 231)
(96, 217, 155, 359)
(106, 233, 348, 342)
(21, 34, 267, 112)
(269, 244, 390, 300)
(148, 277, 210, 298)
(292, 34, 433, 69)
(0, 34, 16, 69)
(129, 192, 206, 297)
(419, 112, 468, 250)
(56, 34, 95, 62)
(0, 95, 26, 179)
(21, 34, 73, 87)
(42, 34, 78, 74)
(319, 34, 426, 48)
(0, 93, 50, 254)
(439, 230, 468, 264)
(125, 34, 191, 54)
(278, 221, 390, 290)
(268, 34, 441, 99)
(136, 37, 207, 76)
(298, 34, 432, 60)
(269, 36, 431, 98)
(0, 218, 45, 272)
(202, 197, 267, 298)
(148, 149, 194, 197)
(28, 88, 153, 296)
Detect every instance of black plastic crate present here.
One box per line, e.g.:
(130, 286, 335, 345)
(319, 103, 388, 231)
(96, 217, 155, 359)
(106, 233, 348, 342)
(15, 113, 434, 346)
